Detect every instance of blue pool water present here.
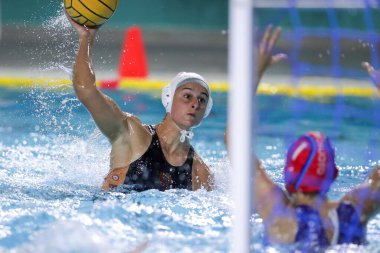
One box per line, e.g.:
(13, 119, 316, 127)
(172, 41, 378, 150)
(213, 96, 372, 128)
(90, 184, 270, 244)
(1, 86, 380, 252)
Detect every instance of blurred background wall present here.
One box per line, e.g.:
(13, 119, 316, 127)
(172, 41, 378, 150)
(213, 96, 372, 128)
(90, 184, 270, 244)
(1, 0, 228, 30)
(2, 0, 380, 31)
(1, 0, 379, 81)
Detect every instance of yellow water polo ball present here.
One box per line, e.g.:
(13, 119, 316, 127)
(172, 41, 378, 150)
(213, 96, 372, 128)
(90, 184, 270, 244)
(64, 0, 119, 27)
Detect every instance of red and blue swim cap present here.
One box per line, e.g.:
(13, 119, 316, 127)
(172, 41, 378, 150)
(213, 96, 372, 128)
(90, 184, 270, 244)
(284, 132, 338, 194)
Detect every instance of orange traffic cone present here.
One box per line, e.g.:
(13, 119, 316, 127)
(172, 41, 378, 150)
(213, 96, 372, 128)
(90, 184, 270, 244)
(118, 26, 149, 78)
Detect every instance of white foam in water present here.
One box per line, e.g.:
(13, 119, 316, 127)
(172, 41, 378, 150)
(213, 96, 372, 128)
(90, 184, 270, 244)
(13, 220, 125, 253)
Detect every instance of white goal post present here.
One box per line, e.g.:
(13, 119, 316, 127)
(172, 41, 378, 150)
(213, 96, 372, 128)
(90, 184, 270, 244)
(228, 0, 255, 252)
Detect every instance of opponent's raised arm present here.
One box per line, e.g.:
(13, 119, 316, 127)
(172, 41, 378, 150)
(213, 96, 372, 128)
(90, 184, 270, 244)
(343, 62, 380, 223)
(253, 157, 290, 219)
(65, 12, 128, 142)
(343, 166, 380, 224)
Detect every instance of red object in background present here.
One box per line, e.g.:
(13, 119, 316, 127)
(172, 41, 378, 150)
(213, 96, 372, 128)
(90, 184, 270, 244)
(118, 26, 149, 78)
(99, 79, 119, 89)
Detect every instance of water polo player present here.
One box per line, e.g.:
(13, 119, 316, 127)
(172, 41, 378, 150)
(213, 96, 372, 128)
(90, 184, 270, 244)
(253, 131, 380, 250)
(65, 12, 213, 192)
(250, 27, 380, 250)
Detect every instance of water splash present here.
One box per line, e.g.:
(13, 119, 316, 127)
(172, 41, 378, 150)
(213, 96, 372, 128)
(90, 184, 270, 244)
(20, 3, 78, 78)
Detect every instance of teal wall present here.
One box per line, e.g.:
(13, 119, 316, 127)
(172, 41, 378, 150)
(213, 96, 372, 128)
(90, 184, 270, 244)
(0, 0, 228, 30)
(1, 0, 380, 31)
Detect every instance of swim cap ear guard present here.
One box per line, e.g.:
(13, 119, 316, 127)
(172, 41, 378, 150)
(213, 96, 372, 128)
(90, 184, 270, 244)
(284, 132, 338, 194)
(161, 72, 213, 120)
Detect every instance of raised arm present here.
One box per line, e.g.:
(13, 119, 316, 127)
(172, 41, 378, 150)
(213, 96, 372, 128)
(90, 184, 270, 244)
(254, 157, 290, 219)
(224, 26, 295, 242)
(342, 62, 380, 223)
(253, 26, 288, 208)
(66, 13, 135, 142)
(254, 157, 297, 244)
(253, 27, 298, 242)
(342, 166, 380, 224)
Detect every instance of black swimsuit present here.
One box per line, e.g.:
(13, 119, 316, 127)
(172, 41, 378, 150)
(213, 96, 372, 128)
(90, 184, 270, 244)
(123, 125, 194, 191)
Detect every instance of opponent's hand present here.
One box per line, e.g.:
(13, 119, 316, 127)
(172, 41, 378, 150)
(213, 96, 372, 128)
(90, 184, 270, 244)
(257, 25, 287, 80)
(362, 62, 380, 91)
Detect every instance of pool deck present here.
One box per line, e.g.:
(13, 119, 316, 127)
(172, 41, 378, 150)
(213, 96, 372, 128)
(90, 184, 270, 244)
(0, 25, 377, 97)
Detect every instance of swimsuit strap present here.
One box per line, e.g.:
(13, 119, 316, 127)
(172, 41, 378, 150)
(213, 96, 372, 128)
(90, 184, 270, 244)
(147, 124, 156, 134)
(328, 208, 339, 245)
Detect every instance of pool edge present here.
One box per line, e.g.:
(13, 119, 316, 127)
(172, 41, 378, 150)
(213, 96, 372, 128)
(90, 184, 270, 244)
(0, 76, 378, 99)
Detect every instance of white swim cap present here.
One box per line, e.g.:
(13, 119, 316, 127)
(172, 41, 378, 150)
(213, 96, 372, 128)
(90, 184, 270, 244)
(161, 72, 213, 119)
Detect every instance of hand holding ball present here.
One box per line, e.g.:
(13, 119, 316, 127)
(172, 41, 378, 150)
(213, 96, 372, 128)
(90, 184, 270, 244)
(64, 0, 118, 27)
